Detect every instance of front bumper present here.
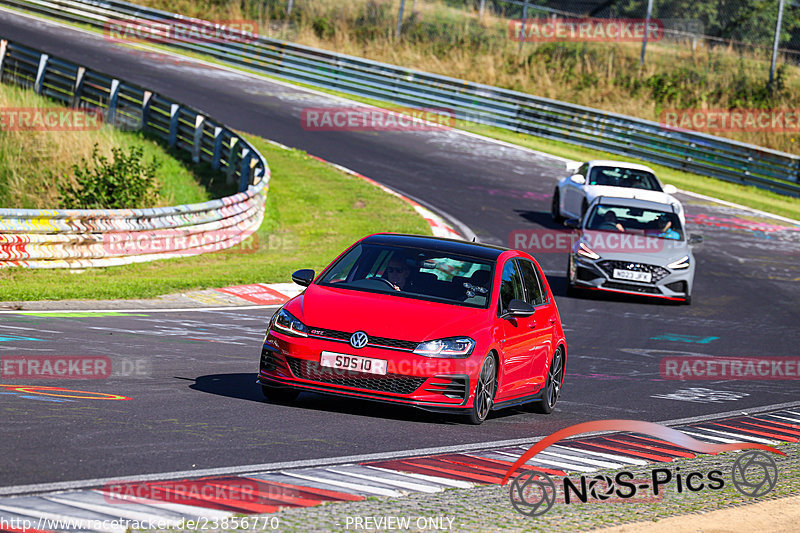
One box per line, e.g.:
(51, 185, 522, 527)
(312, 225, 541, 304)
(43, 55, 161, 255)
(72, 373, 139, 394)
(258, 331, 477, 409)
(569, 255, 693, 301)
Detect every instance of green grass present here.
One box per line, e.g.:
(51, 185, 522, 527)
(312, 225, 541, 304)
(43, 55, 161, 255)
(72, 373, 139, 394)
(0, 83, 213, 209)
(0, 136, 431, 301)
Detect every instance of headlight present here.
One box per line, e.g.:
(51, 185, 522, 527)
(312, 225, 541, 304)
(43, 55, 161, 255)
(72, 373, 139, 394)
(414, 337, 475, 358)
(667, 255, 690, 270)
(576, 242, 600, 260)
(271, 308, 309, 337)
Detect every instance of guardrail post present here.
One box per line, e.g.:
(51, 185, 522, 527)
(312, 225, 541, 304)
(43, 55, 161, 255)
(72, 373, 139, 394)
(239, 148, 252, 192)
(168, 103, 180, 146)
(0, 40, 8, 79)
(141, 91, 153, 131)
(71, 66, 86, 108)
(192, 114, 205, 163)
(34, 54, 49, 94)
(211, 126, 223, 170)
(106, 79, 120, 125)
(226, 137, 239, 185)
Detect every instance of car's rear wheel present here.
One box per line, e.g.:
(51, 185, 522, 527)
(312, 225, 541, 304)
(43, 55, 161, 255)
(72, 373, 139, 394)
(467, 355, 497, 425)
(532, 347, 564, 414)
(551, 189, 563, 223)
(261, 384, 299, 403)
(580, 199, 588, 218)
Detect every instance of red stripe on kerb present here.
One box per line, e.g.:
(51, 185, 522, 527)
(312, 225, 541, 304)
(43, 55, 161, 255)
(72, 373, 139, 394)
(710, 422, 798, 442)
(603, 436, 696, 458)
(568, 440, 675, 462)
(241, 477, 363, 503)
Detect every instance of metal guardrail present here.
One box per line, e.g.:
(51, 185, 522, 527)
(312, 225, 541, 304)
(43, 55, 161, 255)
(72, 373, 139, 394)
(1, 0, 798, 197)
(0, 37, 268, 268)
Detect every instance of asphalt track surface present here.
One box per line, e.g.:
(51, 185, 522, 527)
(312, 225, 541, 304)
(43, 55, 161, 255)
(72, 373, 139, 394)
(1, 11, 800, 488)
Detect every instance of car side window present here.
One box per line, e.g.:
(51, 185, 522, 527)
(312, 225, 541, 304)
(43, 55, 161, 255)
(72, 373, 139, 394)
(519, 259, 547, 306)
(498, 260, 525, 314)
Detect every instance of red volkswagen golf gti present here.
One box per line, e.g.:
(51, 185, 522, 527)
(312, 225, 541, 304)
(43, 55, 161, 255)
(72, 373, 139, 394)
(257, 234, 567, 424)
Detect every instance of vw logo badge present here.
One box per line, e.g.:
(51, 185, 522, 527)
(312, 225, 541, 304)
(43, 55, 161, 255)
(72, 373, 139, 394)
(350, 331, 369, 349)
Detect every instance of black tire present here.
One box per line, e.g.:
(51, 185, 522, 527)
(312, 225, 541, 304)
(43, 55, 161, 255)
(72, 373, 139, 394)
(531, 347, 564, 414)
(467, 355, 497, 425)
(566, 256, 579, 297)
(261, 384, 299, 403)
(683, 294, 692, 305)
(551, 189, 563, 223)
(580, 199, 588, 219)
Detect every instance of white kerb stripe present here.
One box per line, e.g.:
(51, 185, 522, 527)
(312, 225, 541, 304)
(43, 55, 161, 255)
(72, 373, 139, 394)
(44, 495, 185, 526)
(362, 466, 473, 489)
(549, 445, 649, 466)
(325, 468, 442, 494)
(693, 427, 776, 445)
(489, 451, 596, 473)
(278, 471, 402, 497)
(494, 448, 623, 469)
(0, 503, 123, 533)
(95, 490, 231, 520)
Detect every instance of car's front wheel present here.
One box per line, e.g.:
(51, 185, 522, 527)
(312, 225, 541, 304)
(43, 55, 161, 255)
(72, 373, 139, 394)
(531, 347, 564, 414)
(467, 355, 497, 425)
(261, 384, 299, 403)
(551, 189, 563, 223)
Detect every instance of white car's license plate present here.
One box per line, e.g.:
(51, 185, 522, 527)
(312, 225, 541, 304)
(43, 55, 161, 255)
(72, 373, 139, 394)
(613, 269, 652, 283)
(320, 351, 387, 376)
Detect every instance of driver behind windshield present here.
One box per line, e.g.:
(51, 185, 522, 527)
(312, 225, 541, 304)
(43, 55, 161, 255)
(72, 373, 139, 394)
(384, 255, 413, 291)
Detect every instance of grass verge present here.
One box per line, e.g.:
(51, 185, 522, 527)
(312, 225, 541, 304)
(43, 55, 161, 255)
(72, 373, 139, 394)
(0, 83, 213, 208)
(0, 136, 431, 301)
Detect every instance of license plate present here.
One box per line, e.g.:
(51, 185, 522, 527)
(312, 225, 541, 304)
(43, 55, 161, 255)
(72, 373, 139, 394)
(613, 269, 652, 283)
(320, 351, 387, 376)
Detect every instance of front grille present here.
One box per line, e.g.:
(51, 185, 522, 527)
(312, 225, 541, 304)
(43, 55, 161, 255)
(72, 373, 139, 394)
(424, 376, 468, 400)
(598, 260, 669, 283)
(286, 357, 425, 395)
(603, 281, 661, 294)
(308, 328, 418, 351)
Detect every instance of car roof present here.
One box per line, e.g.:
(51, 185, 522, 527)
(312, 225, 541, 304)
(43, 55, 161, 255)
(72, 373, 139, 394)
(361, 233, 508, 261)
(587, 160, 657, 174)
(588, 196, 677, 212)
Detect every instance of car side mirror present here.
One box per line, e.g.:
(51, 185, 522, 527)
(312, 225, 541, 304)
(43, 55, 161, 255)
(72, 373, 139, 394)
(506, 299, 535, 318)
(291, 269, 315, 287)
(569, 174, 586, 185)
(564, 218, 581, 229)
(663, 184, 678, 194)
(688, 234, 703, 245)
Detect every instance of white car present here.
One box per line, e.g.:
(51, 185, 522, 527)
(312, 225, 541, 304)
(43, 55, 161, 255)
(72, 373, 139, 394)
(552, 160, 684, 224)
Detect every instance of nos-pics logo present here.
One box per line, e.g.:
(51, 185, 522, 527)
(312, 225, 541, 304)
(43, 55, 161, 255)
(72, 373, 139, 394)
(502, 420, 783, 517)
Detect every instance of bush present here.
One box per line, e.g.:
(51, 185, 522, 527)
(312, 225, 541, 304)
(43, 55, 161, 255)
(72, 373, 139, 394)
(58, 144, 159, 209)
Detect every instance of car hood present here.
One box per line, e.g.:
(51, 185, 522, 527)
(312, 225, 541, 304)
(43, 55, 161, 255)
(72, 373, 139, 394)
(285, 284, 489, 342)
(579, 230, 691, 264)
(584, 186, 680, 207)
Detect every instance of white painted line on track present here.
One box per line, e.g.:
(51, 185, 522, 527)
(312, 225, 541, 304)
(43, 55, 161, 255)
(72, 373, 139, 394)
(277, 472, 403, 497)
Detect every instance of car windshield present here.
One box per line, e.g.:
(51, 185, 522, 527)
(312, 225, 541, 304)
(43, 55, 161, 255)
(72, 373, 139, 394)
(586, 205, 684, 240)
(318, 243, 494, 308)
(588, 166, 661, 191)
